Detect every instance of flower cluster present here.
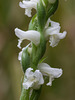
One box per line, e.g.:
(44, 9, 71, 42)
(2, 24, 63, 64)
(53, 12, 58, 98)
(15, 0, 67, 95)
(22, 63, 62, 89)
(15, 18, 66, 49)
(15, 18, 65, 89)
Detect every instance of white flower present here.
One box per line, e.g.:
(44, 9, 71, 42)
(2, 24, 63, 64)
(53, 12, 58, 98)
(15, 28, 40, 49)
(23, 68, 44, 89)
(19, 0, 39, 17)
(18, 43, 31, 61)
(45, 18, 67, 47)
(38, 63, 62, 86)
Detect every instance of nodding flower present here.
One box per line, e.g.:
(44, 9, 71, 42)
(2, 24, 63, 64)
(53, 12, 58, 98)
(15, 28, 40, 49)
(19, 0, 39, 17)
(45, 18, 67, 47)
(38, 63, 62, 86)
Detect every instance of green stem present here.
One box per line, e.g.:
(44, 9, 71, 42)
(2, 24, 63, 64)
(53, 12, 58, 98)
(30, 87, 42, 100)
(20, 88, 30, 100)
(31, 34, 46, 70)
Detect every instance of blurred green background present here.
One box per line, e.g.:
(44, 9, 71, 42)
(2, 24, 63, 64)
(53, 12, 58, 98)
(0, 0, 75, 100)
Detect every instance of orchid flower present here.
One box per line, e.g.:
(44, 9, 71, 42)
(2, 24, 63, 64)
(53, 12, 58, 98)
(19, 0, 39, 17)
(23, 68, 44, 89)
(38, 63, 62, 86)
(45, 18, 67, 47)
(15, 28, 40, 49)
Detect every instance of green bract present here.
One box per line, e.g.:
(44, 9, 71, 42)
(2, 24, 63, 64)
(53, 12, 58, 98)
(21, 48, 30, 73)
(29, 14, 38, 31)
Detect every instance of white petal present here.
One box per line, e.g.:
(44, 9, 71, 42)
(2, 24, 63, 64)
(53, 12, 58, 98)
(23, 81, 34, 89)
(25, 68, 33, 78)
(49, 31, 67, 47)
(46, 76, 53, 86)
(38, 63, 62, 77)
(45, 18, 60, 29)
(19, 2, 26, 8)
(34, 70, 44, 84)
(23, 1, 37, 9)
(18, 43, 31, 61)
(50, 20, 60, 27)
(45, 19, 67, 47)
(17, 39, 22, 49)
(45, 26, 60, 37)
(19, 0, 38, 17)
(49, 34, 60, 47)
(38, 63, 62, 86)
(23, 68, 44, 89)
(58, 31, 67, 39)
(25, 8, 32, 17)
(15, 28, 40, 46)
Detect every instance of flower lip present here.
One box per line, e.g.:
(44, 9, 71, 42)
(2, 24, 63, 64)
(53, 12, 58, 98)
(38, 63, 63, 86)
(45, 18, 67, 47)
(19, 0, 39, 17)
(23, 68, 44, 89)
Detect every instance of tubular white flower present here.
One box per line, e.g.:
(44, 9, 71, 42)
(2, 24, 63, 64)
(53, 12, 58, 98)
(45, 18, 67, 47)
(49, 31, 67, 47)
(38, 63, 62, 86)
(19, 0, 39, 17)
(15, 28, 40, 48)
(23, 68, 44, 89)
